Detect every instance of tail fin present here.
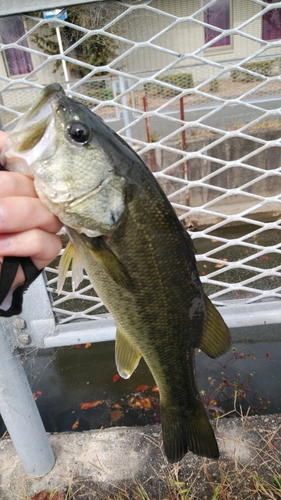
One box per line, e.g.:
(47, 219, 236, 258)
(161, 401, 219, 463)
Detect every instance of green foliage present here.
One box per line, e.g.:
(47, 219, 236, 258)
(32, 5, 118, 77)
(230, 58, 279, 82)
(144, 72, 194, 97)
(87, 87, 114, 101)
(209, 79, 219, 92)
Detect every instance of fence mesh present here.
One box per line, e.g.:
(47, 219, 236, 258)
(0, 0, 281, 324)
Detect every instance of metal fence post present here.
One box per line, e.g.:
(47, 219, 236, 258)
(0, 318, 55, 477)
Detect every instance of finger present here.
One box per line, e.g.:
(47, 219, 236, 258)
(0, 196, 62, 234)
(0, 230, 62, 270)
(0, 171, 37, 198)
(0, 131, 7, 152)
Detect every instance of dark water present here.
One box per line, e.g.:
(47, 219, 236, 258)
(1, 339, 281, 436)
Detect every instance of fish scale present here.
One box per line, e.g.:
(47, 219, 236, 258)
(1, 83, 231, 463)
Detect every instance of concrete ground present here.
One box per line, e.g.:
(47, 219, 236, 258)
(1, 414, 281, 499)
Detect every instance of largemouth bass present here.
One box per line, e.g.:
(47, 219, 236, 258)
(1, 83, 231, 462)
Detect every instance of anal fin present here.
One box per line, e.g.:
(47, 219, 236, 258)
(115, 325, 142, 379)
(199, 295, 231, 358)
(57, 241, 84, 293)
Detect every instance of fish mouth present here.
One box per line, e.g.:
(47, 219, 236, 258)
(1, 84, 66, 173)
(38, 179, 102, 207)
(14, 83, 65, 131)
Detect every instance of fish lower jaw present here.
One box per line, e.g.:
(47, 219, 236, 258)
(75, 227, 103, 237)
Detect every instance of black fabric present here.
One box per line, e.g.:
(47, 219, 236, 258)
(0, 256, 42, 317)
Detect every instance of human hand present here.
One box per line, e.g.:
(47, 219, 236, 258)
(0, 130, 62, 289)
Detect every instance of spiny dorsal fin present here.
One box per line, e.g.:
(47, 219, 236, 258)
(199, 295, 231, 358)
(85, 237, 134, 293)
(57, 241, 84, 294)
(115, 325, 142, 379)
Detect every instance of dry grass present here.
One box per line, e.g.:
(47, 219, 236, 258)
(24, 401, 281, 500)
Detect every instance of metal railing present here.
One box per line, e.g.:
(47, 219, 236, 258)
(0, 0, 281, 476)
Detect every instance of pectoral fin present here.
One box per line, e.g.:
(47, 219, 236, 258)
(57, 241, 84, 293)
(85, 236, 134, 293)
(199, 295, 231, 358)
(115, 325, 142, 379)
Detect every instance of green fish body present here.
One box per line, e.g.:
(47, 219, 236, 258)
(2, 84, 231, 462)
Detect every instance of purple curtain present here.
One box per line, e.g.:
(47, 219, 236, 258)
(262, 0, 281, 40)
(0, 16, 33, 75)
(204, 0, 231, 48)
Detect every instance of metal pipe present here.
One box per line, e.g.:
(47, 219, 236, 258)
(0, 319, 55, 477)
(118, 75, 132, 144)
(143, 95, 155, 172)
(180, 96, 189, 205)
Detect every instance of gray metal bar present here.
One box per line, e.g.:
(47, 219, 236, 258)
(1, 0, 106, 17)
(0, 318, 55, 477)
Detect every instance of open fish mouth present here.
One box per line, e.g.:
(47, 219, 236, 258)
(13, 83, 64, 131)
(0, 84, 65, 174)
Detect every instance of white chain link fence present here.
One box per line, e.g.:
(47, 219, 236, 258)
(1, 0, 281, 326)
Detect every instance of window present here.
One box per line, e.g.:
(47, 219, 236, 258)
(0, 16, 33, 76)
(262, 0, 281, 41)
(203, 0, 231, 48)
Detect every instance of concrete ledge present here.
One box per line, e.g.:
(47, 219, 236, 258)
(1, 415, 281, 499)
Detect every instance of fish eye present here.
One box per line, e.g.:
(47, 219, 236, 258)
(67, 121, 91, 144)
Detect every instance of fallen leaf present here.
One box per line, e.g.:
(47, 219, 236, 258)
(209, 399, 217, 406)
(136, 384, 150, 392)
(128, 397, 143, 409)
(141, 397, 152, 409)
(32, 391, 42, 400)
(75, 344, 81, 349)
(112, 373, 120, 382)
(85, 343, 91, 348)
(112, 403, 122, 409)
(152, 385, 159, 392)
(266, 352, 271, 358)
(111, 409, 122, 423)
(80, 400, 102, 410)
(72, 419, 79, 430)
(31, 492, 50, 500)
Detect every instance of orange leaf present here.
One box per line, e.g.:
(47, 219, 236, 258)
(112, 403, 122, 409)
(112, 374, 120, 382)
(31, 492, 50, 500)
(209, 399, 217, 406)
(136, 384, 150, 392)
(72, 419, 79, 430)
(111, 409, 122, 423)
(129, 397, 142, 409)
(141, 397, 152, 409)
(80, 400, 102, 410)
(152, 385, 159, 392)
(32, 391, 42, 400)
(85, 343, 91, 348)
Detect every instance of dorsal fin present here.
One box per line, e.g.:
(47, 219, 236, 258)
(199, 295, 231, 358)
